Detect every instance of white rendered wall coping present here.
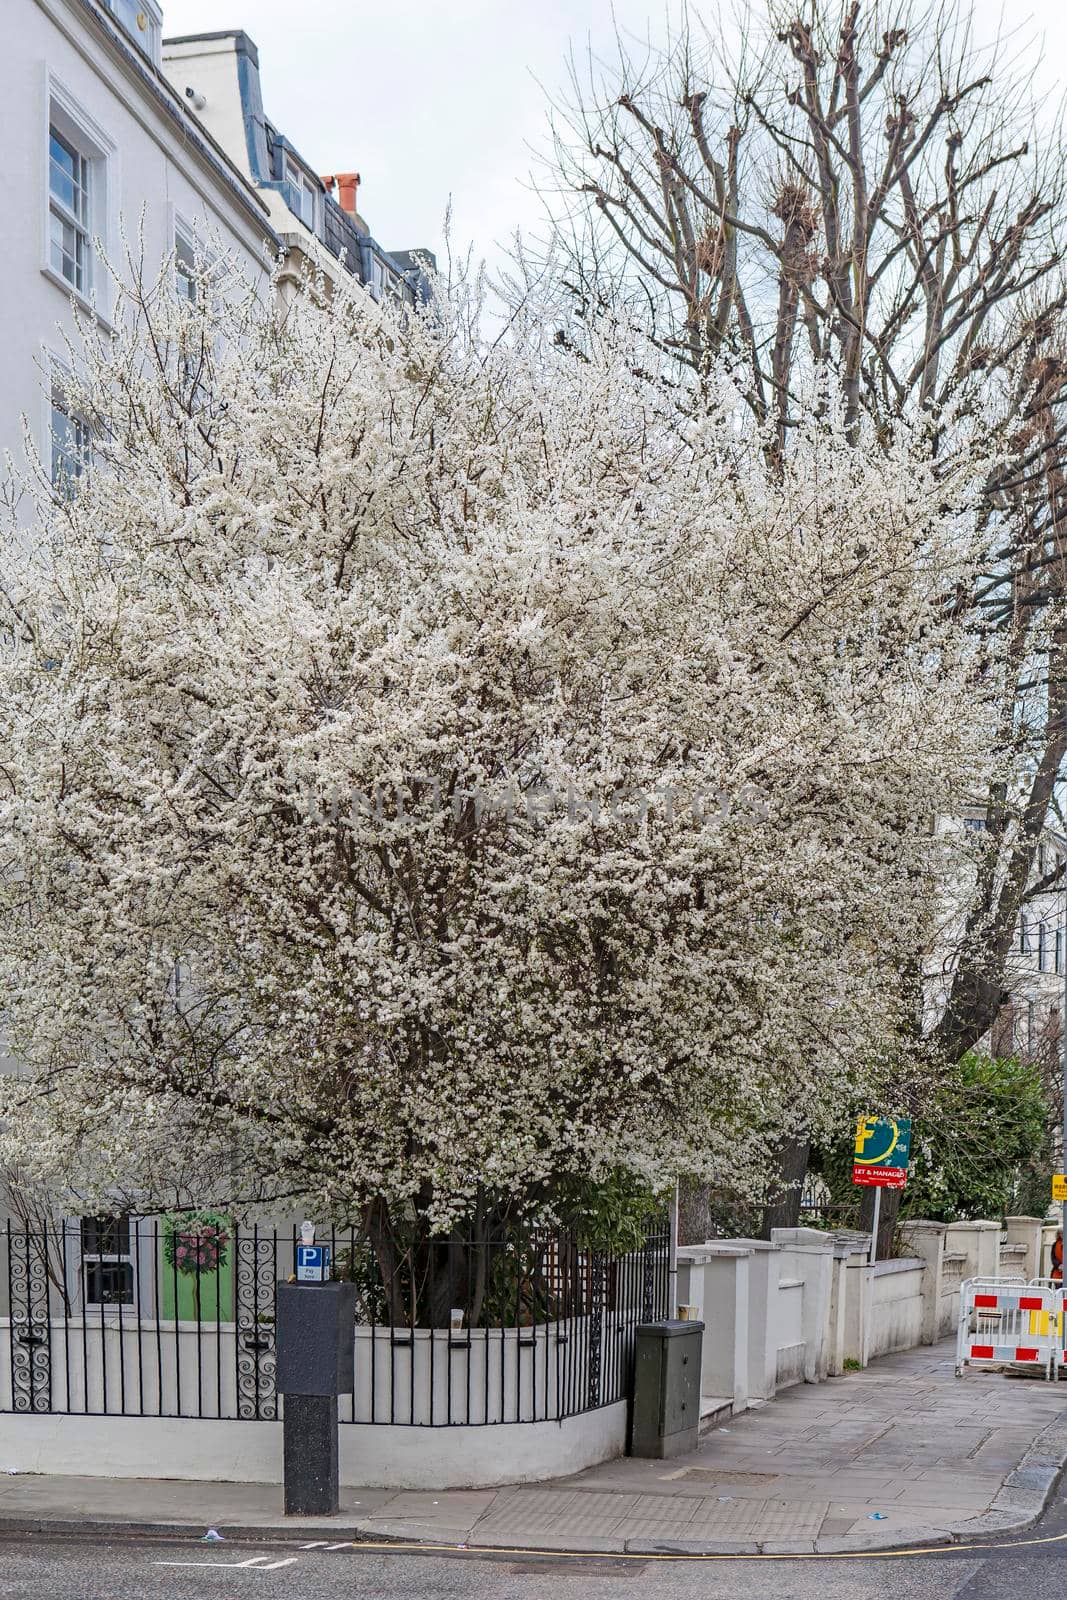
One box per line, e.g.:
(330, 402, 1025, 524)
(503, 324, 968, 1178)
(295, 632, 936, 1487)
(871, 1257, 925, 1276)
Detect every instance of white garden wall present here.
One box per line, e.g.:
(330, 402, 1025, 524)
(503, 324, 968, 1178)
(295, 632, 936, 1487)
(0, 1402, 628, 1489)
(679, 1215, 1042, 1421)
(867, 1260, 924, 1358)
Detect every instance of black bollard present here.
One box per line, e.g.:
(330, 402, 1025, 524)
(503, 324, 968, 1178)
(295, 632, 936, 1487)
(276, 1280, 357, 1515)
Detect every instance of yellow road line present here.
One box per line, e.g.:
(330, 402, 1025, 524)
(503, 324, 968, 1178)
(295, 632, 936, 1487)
(341, 1527, 1067, 1563)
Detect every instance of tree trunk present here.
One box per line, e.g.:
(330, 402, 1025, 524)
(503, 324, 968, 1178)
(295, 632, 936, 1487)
(759, 1137, 810, 1239)
(365, 1195, 518, 1328)
(677, 1179, 714, 1245)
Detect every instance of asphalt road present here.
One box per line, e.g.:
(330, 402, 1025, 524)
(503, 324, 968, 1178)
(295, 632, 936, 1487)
(5, 1498, 1067, 1600)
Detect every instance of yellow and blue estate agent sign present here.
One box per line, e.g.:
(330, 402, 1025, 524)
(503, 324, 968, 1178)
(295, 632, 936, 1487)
(852, 1116, 912, 1190)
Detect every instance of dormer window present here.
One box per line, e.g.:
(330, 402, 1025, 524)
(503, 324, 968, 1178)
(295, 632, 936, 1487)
(367, 255, 401, 303)
(284, 158, 318, 230)
(102, 0, 162, 66)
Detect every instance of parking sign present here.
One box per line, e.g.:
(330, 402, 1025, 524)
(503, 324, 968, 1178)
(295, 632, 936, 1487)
(296, 1244, 331, 1282)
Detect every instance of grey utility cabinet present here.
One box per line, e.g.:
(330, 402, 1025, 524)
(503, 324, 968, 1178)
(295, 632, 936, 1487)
(630, 1319, 704, 1458)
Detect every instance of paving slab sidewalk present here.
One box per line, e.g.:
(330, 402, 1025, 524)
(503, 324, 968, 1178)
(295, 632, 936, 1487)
(1, 1340, 1066, 1555)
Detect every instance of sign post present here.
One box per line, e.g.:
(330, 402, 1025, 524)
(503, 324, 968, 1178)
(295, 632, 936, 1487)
(1062, 909, 1067, 1274)
(852, 1117, 912, 1264)
(1053, 1176, 1067, 1281)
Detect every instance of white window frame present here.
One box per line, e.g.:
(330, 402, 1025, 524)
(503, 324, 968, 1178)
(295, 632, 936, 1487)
(168, 204, 221, 303)
(78, 1215, 136, 1311)
(367, 254, 388, 302)
(173, 211, 202, 304)
(167, 206, 225, 402)
(42, 74, 116, 322)
(49, 382, 91, 495)
(48, 124, 91, 295)
(283, 158, 318, 230)
(43, 351, 91, 496)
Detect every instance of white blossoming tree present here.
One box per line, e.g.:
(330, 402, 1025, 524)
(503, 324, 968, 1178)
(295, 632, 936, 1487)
(0, 257, 999, 1271)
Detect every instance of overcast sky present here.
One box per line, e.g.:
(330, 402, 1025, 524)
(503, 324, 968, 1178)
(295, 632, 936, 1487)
(161, 1, 1065, 270)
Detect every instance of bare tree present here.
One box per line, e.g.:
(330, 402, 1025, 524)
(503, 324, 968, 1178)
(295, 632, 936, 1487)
(537, 0, 1067, 1072)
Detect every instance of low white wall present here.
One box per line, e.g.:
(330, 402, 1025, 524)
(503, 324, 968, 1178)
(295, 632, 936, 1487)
(341, 1402, 628, 1488)
(684, 1215, 1037, 1416)
(676, 1244, 751, 1411)
(0, 1401, 628, 1489)
(940, 1255, 966, 1336)
(774, 1278, 805, 1386)
(868, 1260, 924, 1358)
(1, 1413, 280, 1484)
(770, 1230, 836, 1383)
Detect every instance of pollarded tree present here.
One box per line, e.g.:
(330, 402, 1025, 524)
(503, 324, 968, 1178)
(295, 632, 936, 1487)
(0, 254, 1001, 1272)
(536, 0, 1067, 1069)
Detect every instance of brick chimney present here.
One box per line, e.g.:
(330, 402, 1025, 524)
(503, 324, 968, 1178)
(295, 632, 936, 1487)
(321, 172, 361, 217)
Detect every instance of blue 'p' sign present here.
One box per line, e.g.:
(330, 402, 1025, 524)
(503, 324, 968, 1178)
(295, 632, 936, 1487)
(296, 1244, 330, 1282)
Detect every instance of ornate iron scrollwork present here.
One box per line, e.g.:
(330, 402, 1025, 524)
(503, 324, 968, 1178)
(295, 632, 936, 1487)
(235, 1229, 277, 1419)
(641, 1233, 658, 1324)
(9, 1230, 52, 1413)
(587, 1250, 605, 1411)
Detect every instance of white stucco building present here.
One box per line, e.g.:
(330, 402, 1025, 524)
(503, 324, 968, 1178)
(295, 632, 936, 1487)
(161, 29, 433, 306)
(3, 0, 279, 489)
(3, 0, 433, 493)
(992, 826, 1067, 1068)
(929, 809, 1066, 1071)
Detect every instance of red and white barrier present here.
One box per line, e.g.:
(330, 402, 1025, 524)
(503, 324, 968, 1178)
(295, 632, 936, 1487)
(956, 1277, 1062, 1381)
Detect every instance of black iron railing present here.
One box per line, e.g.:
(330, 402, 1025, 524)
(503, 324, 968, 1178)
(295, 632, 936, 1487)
(0, 1216, 669, 1426)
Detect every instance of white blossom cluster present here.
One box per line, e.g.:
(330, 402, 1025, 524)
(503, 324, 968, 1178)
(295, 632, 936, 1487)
(0, 259, 1002, 1224)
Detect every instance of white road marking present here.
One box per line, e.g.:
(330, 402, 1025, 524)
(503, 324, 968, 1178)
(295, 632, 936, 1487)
(155, 1554, 301, 1571)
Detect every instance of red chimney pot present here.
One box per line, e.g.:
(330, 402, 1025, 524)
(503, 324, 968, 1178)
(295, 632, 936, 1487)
(321, 172, 361, 217)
